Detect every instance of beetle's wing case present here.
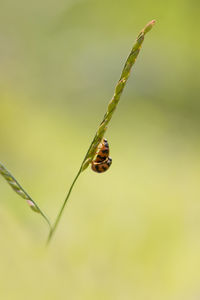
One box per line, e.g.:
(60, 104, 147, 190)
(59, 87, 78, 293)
(91, 157, 112, 173)
(94, 138, 110, 163)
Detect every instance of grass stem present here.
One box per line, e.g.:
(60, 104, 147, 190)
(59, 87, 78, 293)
(47, 20, 156, 244)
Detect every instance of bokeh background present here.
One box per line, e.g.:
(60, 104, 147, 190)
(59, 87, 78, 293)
(0, 0, 200, 299)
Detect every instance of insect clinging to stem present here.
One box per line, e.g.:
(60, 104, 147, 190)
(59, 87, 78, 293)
(91, 138, 112, 173)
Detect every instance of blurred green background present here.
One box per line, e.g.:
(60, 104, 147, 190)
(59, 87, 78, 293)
(0, 0, 200, 299)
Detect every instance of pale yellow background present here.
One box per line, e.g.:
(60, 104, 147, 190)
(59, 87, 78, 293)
(0, 0, 200, 299)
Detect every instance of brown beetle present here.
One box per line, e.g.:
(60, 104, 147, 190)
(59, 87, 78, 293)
(91, 138, 112, 173)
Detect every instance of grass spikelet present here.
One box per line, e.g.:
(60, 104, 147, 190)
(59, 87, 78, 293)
(47, 20, 156, 244)
(0, 162, 51, 229)
(81, 19, 156, 171)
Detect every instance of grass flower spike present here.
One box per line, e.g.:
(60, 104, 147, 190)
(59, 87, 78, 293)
(82, 20, 156, 171)
(47, 20, 156, 244)
(0, 162, 51, 229)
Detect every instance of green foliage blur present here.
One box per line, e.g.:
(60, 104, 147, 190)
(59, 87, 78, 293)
(0, 0, 200, 299)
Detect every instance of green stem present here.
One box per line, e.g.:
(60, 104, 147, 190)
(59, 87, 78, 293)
(47, 166, 82, 244)
(47, 136, 97, 244)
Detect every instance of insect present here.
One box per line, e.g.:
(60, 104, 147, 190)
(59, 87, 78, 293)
(91, 138, 112, 173)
